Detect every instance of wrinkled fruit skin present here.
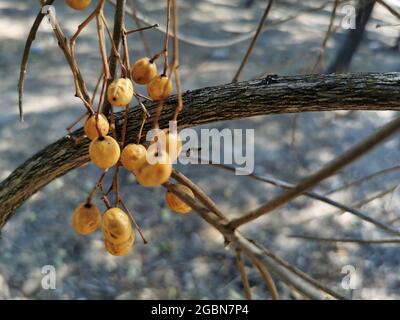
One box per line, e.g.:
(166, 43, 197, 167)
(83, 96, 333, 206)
(120, 144, 147, 171)
(105, 232, 135, 256)
(152, 129, 182, 162)
(84, 114, 109, 140)
(135, 147, 172, 187)
(65, 0, 91, 10)
(165, 184, 194, 214)
(89, 136, 121, 169)
(71, 203, 102, 235)
(131, 58, 157, 85)
(147, 75, 173, 101)
(107, 78, 134, 107)
(102, 208, 133, 245)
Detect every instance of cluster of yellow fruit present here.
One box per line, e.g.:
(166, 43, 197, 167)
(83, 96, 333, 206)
(72, 57, 193, 255)
(72, 182, 194, 256)
(72, 204, 134, 256)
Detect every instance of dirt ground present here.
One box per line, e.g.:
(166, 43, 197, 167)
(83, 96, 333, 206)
(0, 0, 399, 299)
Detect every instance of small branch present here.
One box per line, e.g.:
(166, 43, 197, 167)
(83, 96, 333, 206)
(377, 0, 400, 20)
(103, 0, 126, 116)
(124, 24, 159, 35)
(288, 234, 400, 244)
(246, 238, 347, 300)
(312, 0, 340, 72)
(235, 249, 252, 300)
(18, 0, 55, 121)
(248, 254, 279, 300)
(232, 0, 274, 82)
(163, 183, 342, 299)
(228, 115, 400, 230)
(202, 162, 400, 236)
(108, 0, 331, 48)
(127, 0, 152, 56)
(325, 165, 400, 195)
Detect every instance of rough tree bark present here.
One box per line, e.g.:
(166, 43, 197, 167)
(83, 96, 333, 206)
(1, 72, 399, 229)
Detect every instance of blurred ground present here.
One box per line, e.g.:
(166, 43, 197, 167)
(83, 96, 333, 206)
(0, 0, 399, 299)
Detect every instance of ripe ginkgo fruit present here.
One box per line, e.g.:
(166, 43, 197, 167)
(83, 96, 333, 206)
(120, 144, 147, 172)
(135, 145, 172, 187)
(65, 0, 91, 10)
(84, 113, 109, 140)
(105, 232, 135, 256)
(152, 129, 182, 162)
(131, 58, 157, 85)
(89, 136, 120, 169)
(71, 202, 102, 235)
(107, 78, 134, 107)
(165, 184, 195, 214)
(147, 75, 173, 101)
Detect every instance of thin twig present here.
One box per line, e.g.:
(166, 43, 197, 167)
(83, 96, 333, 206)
(228, 116, 400, 229)
(103, 0, 126, 116)
(119, 198, 148, 244)
(325, 165, 400, 195)
(198, 161, 400, 236)
(232, 0, 274, 82)
(235, 249, 252, 300)
(246, 238, 347, 300)
(312, 0, 340, 72)
(108, 0, 331, 48)
(288, 234, 400, 244)
(171, 0, 183, 121)
(248, 254, 279, 300)
(377, 0, 400, 19)
(163, 182, 343, 299)
(127, 0, 152, 56)
(18, 0, 55, 121)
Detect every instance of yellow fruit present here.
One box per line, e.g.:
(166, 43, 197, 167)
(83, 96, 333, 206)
(71, 202, 102, 235)
(105, 231, 135, 256)
(165, 184, 194, 214)
(152, 129, 182, 162)
(107, 78, 134, 107)
(65, 0, 91, 10)
(147, 75, 173, 101)
(135, 145, 172, 187)
(102, 208, 132, 244)
(84, 113, 109, 140)
(120, 144, 147, 172)
(89, 136, 120, 169)
(131, 58, 158, 85)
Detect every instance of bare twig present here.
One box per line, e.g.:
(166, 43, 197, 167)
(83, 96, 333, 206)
(235, 249, 252, 299)
(127, 0, 152, 56)
(18, 0, 55, 121)
(325, 165, 400, 195)
(377, 0, 400, 20)
(103, 0, 126, 116)
(312, 0, 340, 72)
(199, 161, 400, 236)
(288, 234, 400, 244)
(229, 116, 400, 229)
(108, 0, 331, 48)
(232, 0, 274, 82)
(248, 254, 279, 300)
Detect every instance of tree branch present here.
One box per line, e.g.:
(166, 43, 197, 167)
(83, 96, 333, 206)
(228, 114, 400, 229)
(2, 72, 400, 228)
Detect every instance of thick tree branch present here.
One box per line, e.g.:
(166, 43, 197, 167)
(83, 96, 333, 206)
(1, 72, 400, 228)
